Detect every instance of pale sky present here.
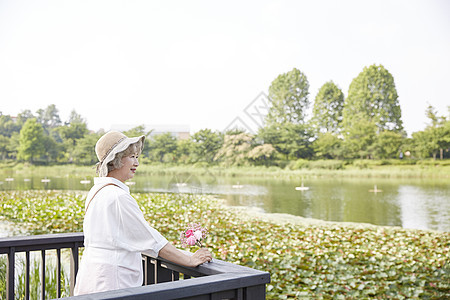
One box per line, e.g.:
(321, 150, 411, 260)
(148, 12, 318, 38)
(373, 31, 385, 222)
(1, 0, 449, 136)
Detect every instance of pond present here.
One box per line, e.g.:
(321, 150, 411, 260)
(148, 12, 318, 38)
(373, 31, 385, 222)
(1, 173, 449, 232)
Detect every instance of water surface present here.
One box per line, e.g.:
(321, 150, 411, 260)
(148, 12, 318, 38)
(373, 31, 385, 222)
(1, 173, 448, 232)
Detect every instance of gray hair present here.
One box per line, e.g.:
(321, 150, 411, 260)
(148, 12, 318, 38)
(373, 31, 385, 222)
(105, 140, 143, 174)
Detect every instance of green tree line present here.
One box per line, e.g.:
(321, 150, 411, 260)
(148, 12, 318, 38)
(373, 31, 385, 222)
(1, 64, 449, 166)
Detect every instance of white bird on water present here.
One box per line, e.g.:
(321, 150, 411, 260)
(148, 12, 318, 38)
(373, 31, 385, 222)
(369, 185, 382, 193)
(295, 180, 309, 191)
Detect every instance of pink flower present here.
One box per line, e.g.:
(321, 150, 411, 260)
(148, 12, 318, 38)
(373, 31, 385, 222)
(193, 230, 203, 240)
(185, 229, 194, 238)
(180, 223, 208, 248)
(186, 235, 197, 246)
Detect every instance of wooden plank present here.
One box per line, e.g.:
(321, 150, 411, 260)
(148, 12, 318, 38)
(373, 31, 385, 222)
(0, 232, 84, 254)
(62, 272, 270, 300)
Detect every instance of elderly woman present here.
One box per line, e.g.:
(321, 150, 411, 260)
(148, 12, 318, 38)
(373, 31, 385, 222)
(74, 131, 212, 295)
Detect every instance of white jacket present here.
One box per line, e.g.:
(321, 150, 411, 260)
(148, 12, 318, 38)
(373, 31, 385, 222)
(74, 177, 168, 295)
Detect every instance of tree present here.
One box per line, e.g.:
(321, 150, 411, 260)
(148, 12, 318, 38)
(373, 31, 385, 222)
(123, 125, 148, 137)
(258, 123, 314, 160)
(411, 130, 433, 159)
(36, 104, 62, 130)
(16, 110, 34, 127)
(311, 81, 344, 134)
(190, 129, 223, 162)
(42, 135, 62, 162)
(72, 133, 101, 165)
(148, 133, 178, 162)
(342, 115, 377, 159)
(412, 105, 450, 159)
(0, 134, 9, 159)
(0, 114, 20, 137)
(343, 64, 403, 133)
(17, 119, 45, 162)
(214, 133, 253, 166)
(247, 144, 277, 166)
(266, 68, 310, 125)
(175, 139, 194, 164)
(59, 122, 88, 146)
(68, 110, 86, 125)
(372, 131, 404, 159)
(312, 132, 342, 159)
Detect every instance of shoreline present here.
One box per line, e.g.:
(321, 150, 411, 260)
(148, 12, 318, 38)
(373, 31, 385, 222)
(227, 204, 446, 234)
(1, 162, 450, 179)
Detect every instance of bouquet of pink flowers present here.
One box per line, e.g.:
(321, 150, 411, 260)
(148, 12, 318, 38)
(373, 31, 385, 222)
(180, 223, 208, 247)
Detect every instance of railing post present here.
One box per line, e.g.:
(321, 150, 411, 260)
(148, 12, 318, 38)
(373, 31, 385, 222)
(25, 251, 30, 300)
(41, 250, 46, 300)
(142, 255, 155, 285)
(6, 246, 15, 300)
(57, 248, 62, 298)
(70, 242, 80, 296)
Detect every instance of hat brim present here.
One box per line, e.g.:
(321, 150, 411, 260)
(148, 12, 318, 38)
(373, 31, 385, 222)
(97, 135, 145, 177)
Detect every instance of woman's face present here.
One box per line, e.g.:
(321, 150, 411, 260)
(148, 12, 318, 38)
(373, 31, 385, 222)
(108, 152, 139, 183)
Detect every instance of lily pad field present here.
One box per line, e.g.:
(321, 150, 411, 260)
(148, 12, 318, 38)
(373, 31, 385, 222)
(0, 191, 449, 299)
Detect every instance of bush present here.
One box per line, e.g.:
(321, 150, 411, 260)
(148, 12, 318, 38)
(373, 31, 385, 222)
(308, 160, 344, 170)
(288, 159, 310, 170)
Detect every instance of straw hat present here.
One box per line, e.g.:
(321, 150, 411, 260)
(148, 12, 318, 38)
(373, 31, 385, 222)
(95, 131, 145, 177)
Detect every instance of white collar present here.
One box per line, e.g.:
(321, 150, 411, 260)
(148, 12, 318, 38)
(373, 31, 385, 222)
(93, 177, 130, 193)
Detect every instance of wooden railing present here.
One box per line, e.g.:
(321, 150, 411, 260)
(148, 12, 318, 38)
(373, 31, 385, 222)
(0, 233, 270, 300)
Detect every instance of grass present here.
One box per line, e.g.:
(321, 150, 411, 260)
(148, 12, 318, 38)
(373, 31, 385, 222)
(0, 190, 449, 299)
(1, 160, 450, 180)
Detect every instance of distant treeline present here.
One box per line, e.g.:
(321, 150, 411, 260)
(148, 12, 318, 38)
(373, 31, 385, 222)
(1, 64, 449, 166)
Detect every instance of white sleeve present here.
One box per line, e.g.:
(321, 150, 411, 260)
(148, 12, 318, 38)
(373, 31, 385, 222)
(113, 193, 168, 257)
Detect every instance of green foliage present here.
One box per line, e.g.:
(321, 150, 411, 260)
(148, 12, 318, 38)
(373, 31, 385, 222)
(214, 133, 253, 166)
(312, 81, 345, 134)
(312, 132, 343, 159)
(148, 133, 178, 163)
(343, 64, 403, 133)
(0, 113, 21, 137)
(190, 129, 223, 163)
(411, 106, 450, 160)
(36, 104, 62, 130)
(372, 131, 404, 159)
(342, 115, 377, 159)
(266, 68, 310, 125)
(288, 159, 344, 170)
(72, 133, 101, 165)
(58, 122, 88, 147)
(258, 123, 314, 160)
(1, 191, 449, 299)
(247, 144, 277, 166)
(17, 119, 46, 163)
(0, 135, 9, 160)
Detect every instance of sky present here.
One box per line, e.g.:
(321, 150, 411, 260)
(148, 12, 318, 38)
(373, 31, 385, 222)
(0, 0, 449, 136)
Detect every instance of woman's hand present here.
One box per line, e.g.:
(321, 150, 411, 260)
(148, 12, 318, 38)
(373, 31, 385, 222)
(188, 248, 213, 267)
(159, 243, 212, 268)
